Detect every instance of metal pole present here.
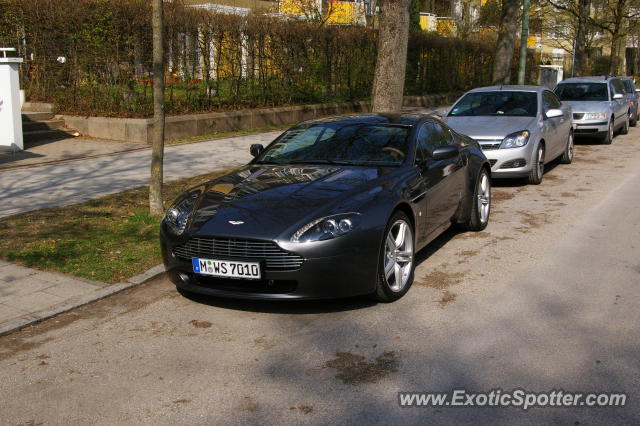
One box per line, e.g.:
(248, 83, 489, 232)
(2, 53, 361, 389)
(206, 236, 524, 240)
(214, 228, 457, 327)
(517, 0, 530, 85)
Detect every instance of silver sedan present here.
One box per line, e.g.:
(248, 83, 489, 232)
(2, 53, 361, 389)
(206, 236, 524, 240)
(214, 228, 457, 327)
(444, 85, 574, 184)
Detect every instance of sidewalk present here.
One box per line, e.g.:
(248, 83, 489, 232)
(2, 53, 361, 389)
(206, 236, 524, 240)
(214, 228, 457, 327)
(0, 259, 164, 336)
(0, 137, 147, 170)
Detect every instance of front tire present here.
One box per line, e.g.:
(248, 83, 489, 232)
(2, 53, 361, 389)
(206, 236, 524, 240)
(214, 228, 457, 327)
(630, 111, 637, 127)
(528, 143, 545, 185)
(602, 120, 613, 144)
(620, 114, 629, 135)
(462, 168, 490, 231)
(559, 131, 574, 164)
(372, 211, 415, 302)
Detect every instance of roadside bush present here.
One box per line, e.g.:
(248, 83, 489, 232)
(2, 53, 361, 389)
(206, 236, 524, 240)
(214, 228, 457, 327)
(0, 0, 495, 117)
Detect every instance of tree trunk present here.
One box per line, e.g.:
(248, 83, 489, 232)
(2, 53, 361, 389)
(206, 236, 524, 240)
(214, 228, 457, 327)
(149, 0, 165, 216)
(371, 0, 411, 113)
(492, 0, 520, 85)
(573, 0, 590, 76)
(607, 0, 627, 76)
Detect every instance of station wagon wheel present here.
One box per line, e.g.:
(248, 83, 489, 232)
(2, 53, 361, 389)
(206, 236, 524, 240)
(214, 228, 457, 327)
(373, 211, 414, 302)
(603, 120, 613, 145)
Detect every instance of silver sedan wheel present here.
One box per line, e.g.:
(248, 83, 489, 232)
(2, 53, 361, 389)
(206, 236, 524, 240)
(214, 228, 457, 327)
(567, 132, 574, 161)
(384, 220, 413, 292)
(536, 145, 545, 178)
(478, 173, 491, 224)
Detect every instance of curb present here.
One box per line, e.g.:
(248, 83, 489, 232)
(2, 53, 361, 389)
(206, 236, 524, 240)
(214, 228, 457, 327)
(0, 264, 166, 337)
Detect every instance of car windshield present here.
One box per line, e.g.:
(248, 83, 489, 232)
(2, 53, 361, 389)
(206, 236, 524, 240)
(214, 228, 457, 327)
(254, 122, 411, 167)
(448, 91, 537, 117)
(555, 83, 608, 101)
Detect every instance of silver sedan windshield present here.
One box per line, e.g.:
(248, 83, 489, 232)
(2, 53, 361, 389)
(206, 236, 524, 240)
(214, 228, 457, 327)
(449, 91, 538, 117)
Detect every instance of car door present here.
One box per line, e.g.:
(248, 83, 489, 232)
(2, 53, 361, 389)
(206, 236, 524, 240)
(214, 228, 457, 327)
(541, 90, 563, 156)
(543, 90, 570, 157)
(413, 119, 465, 242)
(610, 79, 627, 128)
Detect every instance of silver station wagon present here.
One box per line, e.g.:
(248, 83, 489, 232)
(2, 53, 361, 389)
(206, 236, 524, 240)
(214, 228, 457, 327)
(445, 86, 573, 185)
(554, 76, 629, 144)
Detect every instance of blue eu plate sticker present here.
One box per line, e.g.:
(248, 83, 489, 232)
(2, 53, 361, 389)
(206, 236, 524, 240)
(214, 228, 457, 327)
(192, 258, 200, 273)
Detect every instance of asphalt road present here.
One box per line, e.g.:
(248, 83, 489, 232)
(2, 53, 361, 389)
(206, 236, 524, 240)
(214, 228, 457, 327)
(1, 127, 639, 424)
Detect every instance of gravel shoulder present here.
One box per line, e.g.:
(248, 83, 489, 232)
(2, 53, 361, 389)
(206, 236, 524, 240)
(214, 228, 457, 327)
(1, 129, 639, 424)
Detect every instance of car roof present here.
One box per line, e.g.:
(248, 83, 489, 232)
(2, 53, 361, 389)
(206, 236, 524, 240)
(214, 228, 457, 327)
(466, 85, 547, 93)
(559, 76, 619, 84)
(300, 113, 428, 127)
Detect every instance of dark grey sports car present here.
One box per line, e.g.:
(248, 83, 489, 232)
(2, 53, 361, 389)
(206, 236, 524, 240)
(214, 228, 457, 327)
(160, 114, 491, 302)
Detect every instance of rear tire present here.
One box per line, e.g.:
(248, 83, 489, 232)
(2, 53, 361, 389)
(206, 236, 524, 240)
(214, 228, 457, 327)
(372, 211, 415, 303)
(602, 120, 613, 145)
(462, 168, 490, 231)
(528, 143, 545, 185)
(559, 131, 574, 164)
(630, 112, 637, 127)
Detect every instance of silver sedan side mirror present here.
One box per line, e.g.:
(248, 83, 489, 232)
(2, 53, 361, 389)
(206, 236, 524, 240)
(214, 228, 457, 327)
(613, 93, 624, 100)
(545, 109, 563, 119)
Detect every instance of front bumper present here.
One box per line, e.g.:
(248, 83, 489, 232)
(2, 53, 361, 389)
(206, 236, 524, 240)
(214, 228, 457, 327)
(481, 144, 536, 178)
(161, 229, 380, 300)
(571, 120, 609, 138)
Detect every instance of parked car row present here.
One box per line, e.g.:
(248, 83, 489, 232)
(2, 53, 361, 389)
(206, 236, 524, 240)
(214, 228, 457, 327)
(160, 76, 636, 303)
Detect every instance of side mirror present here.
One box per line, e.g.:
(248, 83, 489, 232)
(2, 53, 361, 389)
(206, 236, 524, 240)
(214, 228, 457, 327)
(250, 144, 264, 158)
(431, 145, 459, 161)
(613, 93, 624, 100)
(545, 108, 563, 119)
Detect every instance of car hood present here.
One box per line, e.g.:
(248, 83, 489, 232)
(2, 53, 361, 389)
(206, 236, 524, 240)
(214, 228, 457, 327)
(445, 116, 538, 139)
(561, 101, 609, 113)
(186, 164, 397, 240)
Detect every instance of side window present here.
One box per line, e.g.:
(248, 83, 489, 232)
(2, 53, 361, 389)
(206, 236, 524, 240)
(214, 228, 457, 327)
(611, 80, 624, 98)
(415, 120, 453, 163)
(548, 91, 561, 108)
(542, 91, 560, 112)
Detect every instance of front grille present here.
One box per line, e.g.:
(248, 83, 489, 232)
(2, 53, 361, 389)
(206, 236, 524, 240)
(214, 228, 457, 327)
(573, 113, 585, 120)
(477, 139, 502, 150)
(488, 159, 498, 167)
(173, 237, 304, 271)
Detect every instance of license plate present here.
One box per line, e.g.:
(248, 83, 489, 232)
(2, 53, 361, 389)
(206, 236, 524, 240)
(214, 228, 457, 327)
(192, 258, 261, 280)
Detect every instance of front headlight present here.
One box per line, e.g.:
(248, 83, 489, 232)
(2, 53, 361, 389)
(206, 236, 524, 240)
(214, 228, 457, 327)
(500, 130, 530, 149)
(291, 213, 361, 243)
(584, 112, 607, 120)
(163, 193, 198, 235)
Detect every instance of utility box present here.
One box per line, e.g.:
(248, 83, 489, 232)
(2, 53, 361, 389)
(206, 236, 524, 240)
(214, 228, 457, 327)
(0, 48, 24, 152)
(539, 65, 564, 89)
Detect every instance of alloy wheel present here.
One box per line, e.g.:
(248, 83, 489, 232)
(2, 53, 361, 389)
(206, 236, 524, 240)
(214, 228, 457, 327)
(477, 172, 491, 224)
(384, 220, 414, 292)
(537, 145, 545, 179)
(567, 133, 574, 161)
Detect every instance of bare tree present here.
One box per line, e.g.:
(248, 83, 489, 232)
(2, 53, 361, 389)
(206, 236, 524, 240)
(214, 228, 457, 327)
(149, 0, 165, 215)
(574, 0, 591, 76)
(371, 0, 411, 112)
(492, 0, 520, 85)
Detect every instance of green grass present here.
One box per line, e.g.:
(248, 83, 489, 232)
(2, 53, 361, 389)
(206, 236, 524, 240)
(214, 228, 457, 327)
(0, 169, 234, 284)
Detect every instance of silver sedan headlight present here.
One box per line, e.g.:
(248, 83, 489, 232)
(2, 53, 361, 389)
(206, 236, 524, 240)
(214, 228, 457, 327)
(583, 112, 607, 120)
(500, 130, 530, 149)
(291, 213, 361, 243)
